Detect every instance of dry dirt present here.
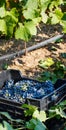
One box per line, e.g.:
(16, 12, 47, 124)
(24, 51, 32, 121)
(0, 24, 66, 79)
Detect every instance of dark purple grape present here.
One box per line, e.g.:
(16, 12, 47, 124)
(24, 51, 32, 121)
(0, 79, 54, 101)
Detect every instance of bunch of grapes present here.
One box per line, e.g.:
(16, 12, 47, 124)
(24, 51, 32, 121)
(0, 79, 54, 102)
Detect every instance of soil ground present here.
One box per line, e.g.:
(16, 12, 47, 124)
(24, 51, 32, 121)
(0, 23, 66, 79)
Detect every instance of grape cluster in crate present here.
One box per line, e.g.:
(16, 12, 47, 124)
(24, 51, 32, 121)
(0, 79, 54, 103)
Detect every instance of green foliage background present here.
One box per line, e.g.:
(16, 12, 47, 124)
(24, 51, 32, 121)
(0, 101, 66, 130)
(0, 0, 66, 41)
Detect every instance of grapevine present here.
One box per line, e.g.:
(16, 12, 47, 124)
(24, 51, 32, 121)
(0, 0, 66, 41)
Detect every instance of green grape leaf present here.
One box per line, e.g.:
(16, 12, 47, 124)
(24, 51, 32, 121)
(0, 112, 14, 121)
(25, 21, 37, 35)
(0, 121, 13, 130)
(22, 104, 37, 117)
(35, 120, 47, 130)
(25, 0, 38, 10)
(59, 100, 66, 107)
(32, 17, 41, 25)
(0, 112, 23, 123)
(23, 9, 36, 20)
(58, 0, 64, 4)
(50, 13, 60, 24)
(55, 9, 63, 19)
(48, 100, 66, 119)
(55, 108, 66, 119)
(61, 21, 66, 33)
(26, 118, 47, 130)
(33, 110, 46, 122)
(0, 6, 6, 18)
(40, 0, 51, 12)
(0, 19, 7, 34)
(5, 16, 16, 37)
(23, 0, 39, 20)
(10, 8, 18, 17)
(41, 11, 48, 23)
(0, 124, 6, 130)
(62, 12, 66, 21)
(3, 121, 13, 130)
(15, 23, 31, 41)
(6, 9, 18, 23)
(49, 0, 63, 11)
(50, 8, 63, 24)
(26, 119, 37, 129)
(35, 124, 46, 130)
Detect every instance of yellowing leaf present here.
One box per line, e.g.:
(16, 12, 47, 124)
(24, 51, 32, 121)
(39, 58, 54, 69)
(33, 110, 46, 122)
